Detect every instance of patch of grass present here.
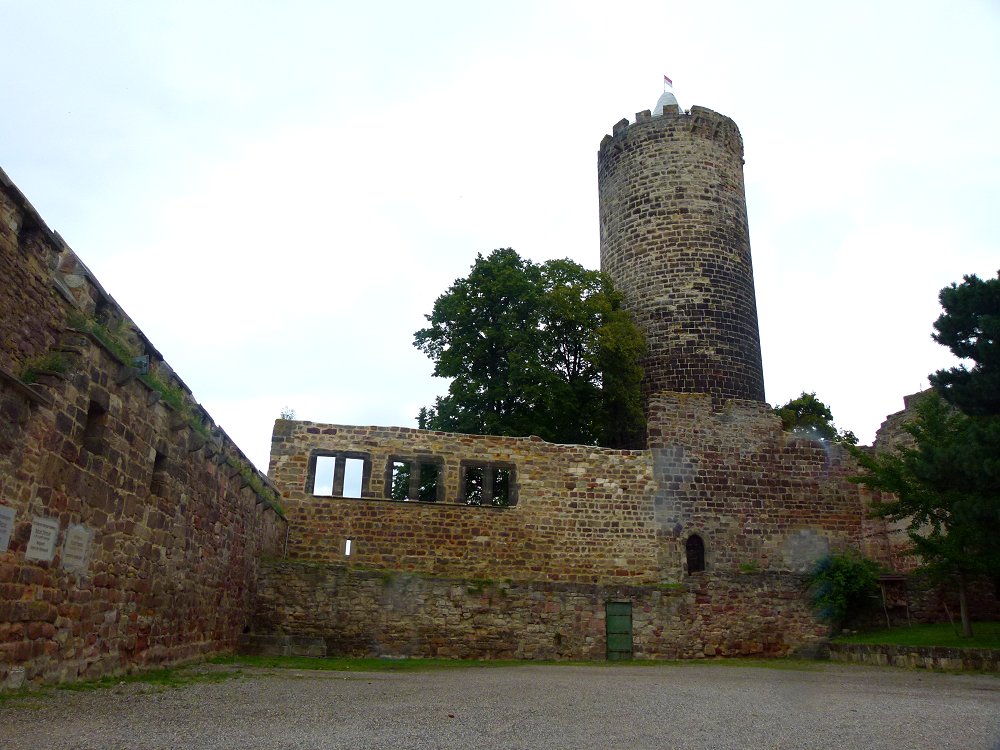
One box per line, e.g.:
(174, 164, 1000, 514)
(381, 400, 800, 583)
(466, 578, 496, 594)
(139, 372, 186, 413)
(56, 666, 241, 693)
(67, 311, 220, 441)
(227, 458, 285, 517)
(209, 654, 531, 673)
(208, 654, 824, 674)
(0, 666, 241, 705)
(0, 688, 42, 706)
(680, 657, 824, 671)
(19, 351, 72, 384)
(68, 313, 135, 365)
(656, 582, 684, 592)
(833, 621, 1000, 649)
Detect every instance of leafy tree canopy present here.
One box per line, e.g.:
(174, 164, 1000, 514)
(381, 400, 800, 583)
(850, 392, 1000, 636)
(806, 553, 882, 630)
(414, 248, 645, 448)
(774, 392, 858, 445)
(929, 270, 1000, 416)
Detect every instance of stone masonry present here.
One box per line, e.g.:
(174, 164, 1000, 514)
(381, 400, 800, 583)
(253, 395, 899, 659)
(249, 562, 826, 660)
(0, 168, 286, 689)
(598, 105, 765, 407)
(246, 100, 994, 662)
(5, 93, 994, 678)
(269, 421, 660, 585)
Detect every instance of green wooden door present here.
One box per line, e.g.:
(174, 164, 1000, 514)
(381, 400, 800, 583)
(606, 601, 633, 661)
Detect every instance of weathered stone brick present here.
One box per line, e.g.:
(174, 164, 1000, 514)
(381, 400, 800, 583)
(0, 168, 286, 689)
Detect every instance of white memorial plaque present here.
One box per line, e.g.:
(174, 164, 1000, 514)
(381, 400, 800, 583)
(25, 516, 60, 562)
(0, 505, 15, 553)
(62, 524, 93, 573)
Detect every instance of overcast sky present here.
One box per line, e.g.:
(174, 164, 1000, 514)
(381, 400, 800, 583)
(2, 1, 997, 470)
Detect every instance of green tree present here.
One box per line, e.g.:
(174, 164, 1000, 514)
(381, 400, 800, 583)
(806, 553, 882, 631)
(774, 392, 858, 445)
(414, 249, 645, 447)
(929, 271, 1000, 416)
(850, 393, 1000, 637)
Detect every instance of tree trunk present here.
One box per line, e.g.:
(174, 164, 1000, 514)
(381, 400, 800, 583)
(958, 573, 974, 638)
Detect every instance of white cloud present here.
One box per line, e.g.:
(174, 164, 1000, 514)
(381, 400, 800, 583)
(2, 0, 998, 466)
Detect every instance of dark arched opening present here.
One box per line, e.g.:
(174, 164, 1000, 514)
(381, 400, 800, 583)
(686, 534, 705, 574)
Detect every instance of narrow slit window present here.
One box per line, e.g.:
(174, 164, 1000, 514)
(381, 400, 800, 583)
(343, 458, 364, 498)
(313, 455, 336, 496)
(344, 538, 352, 557)
(82, 400, 108, 455)
(150, 450, 168, 497)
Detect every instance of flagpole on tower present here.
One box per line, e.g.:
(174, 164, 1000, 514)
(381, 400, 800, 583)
(663, 74, 673, 92)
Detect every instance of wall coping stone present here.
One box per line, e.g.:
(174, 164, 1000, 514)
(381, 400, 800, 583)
(0, 364, 53, 407)
(827, 642, 999, 672)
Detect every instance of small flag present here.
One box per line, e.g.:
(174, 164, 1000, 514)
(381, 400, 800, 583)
(663, 74, 673, 89)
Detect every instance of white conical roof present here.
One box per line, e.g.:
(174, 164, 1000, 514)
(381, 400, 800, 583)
(653, 89, 680, 116)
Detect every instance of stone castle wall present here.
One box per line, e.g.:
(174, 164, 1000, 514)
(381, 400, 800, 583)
(248, 561, 826, 660)
(0, 168, 286, 689)
(269, 421, 661, 584)
(0, 172, 69, 377)
(647, 393, 901, 573)
(6, 86, 988, 679)
(260, 394, 910, 658)
(269, 398, 899, 587)
(598, 105, 765, 406)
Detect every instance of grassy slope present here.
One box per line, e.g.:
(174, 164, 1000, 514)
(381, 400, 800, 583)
(833, 621, 1000, 649)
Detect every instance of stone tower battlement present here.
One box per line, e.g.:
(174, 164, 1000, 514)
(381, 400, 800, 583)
(598, 104, 765, 408)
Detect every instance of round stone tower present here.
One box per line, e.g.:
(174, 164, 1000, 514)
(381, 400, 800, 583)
(598, 101, 765, 407)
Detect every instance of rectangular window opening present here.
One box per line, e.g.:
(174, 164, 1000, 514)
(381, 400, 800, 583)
(492, 467, 512, 507)
(343, 458, 364, 499)
(313, 455, 336, 496)
(464, 466, 484, 506)
(460, 461, 517, 507)
(344, 538, 352, 557)
(417, 462, 440, 502)
(389, 460, 411, 501)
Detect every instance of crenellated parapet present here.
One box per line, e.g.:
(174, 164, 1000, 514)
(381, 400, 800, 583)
(600, 105, 744, 159)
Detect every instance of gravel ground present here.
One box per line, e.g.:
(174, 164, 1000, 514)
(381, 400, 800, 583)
(2, 662, 998, 750)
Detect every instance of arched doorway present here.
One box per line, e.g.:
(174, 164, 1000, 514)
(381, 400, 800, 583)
(686, 534, 705, 574)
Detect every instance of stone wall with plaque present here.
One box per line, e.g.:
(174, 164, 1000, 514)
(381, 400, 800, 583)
(61, 524, 92, 574)
(0, 167, 287, 690)
(24, 516, 59, 562)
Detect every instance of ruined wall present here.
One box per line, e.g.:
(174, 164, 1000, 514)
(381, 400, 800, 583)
(258, 397, 904, 658)
(269, 421, 661, 585)
(250, 98, 991, 661)
(598, 106, 765, 407)
(0, 171, 69, 376)
(248, 561, 826, 660)
(0, 168, 286, 689)
(270, 400, 892, 586)
(647, 393, 900, 574)
(870, 392, 1000, 615)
